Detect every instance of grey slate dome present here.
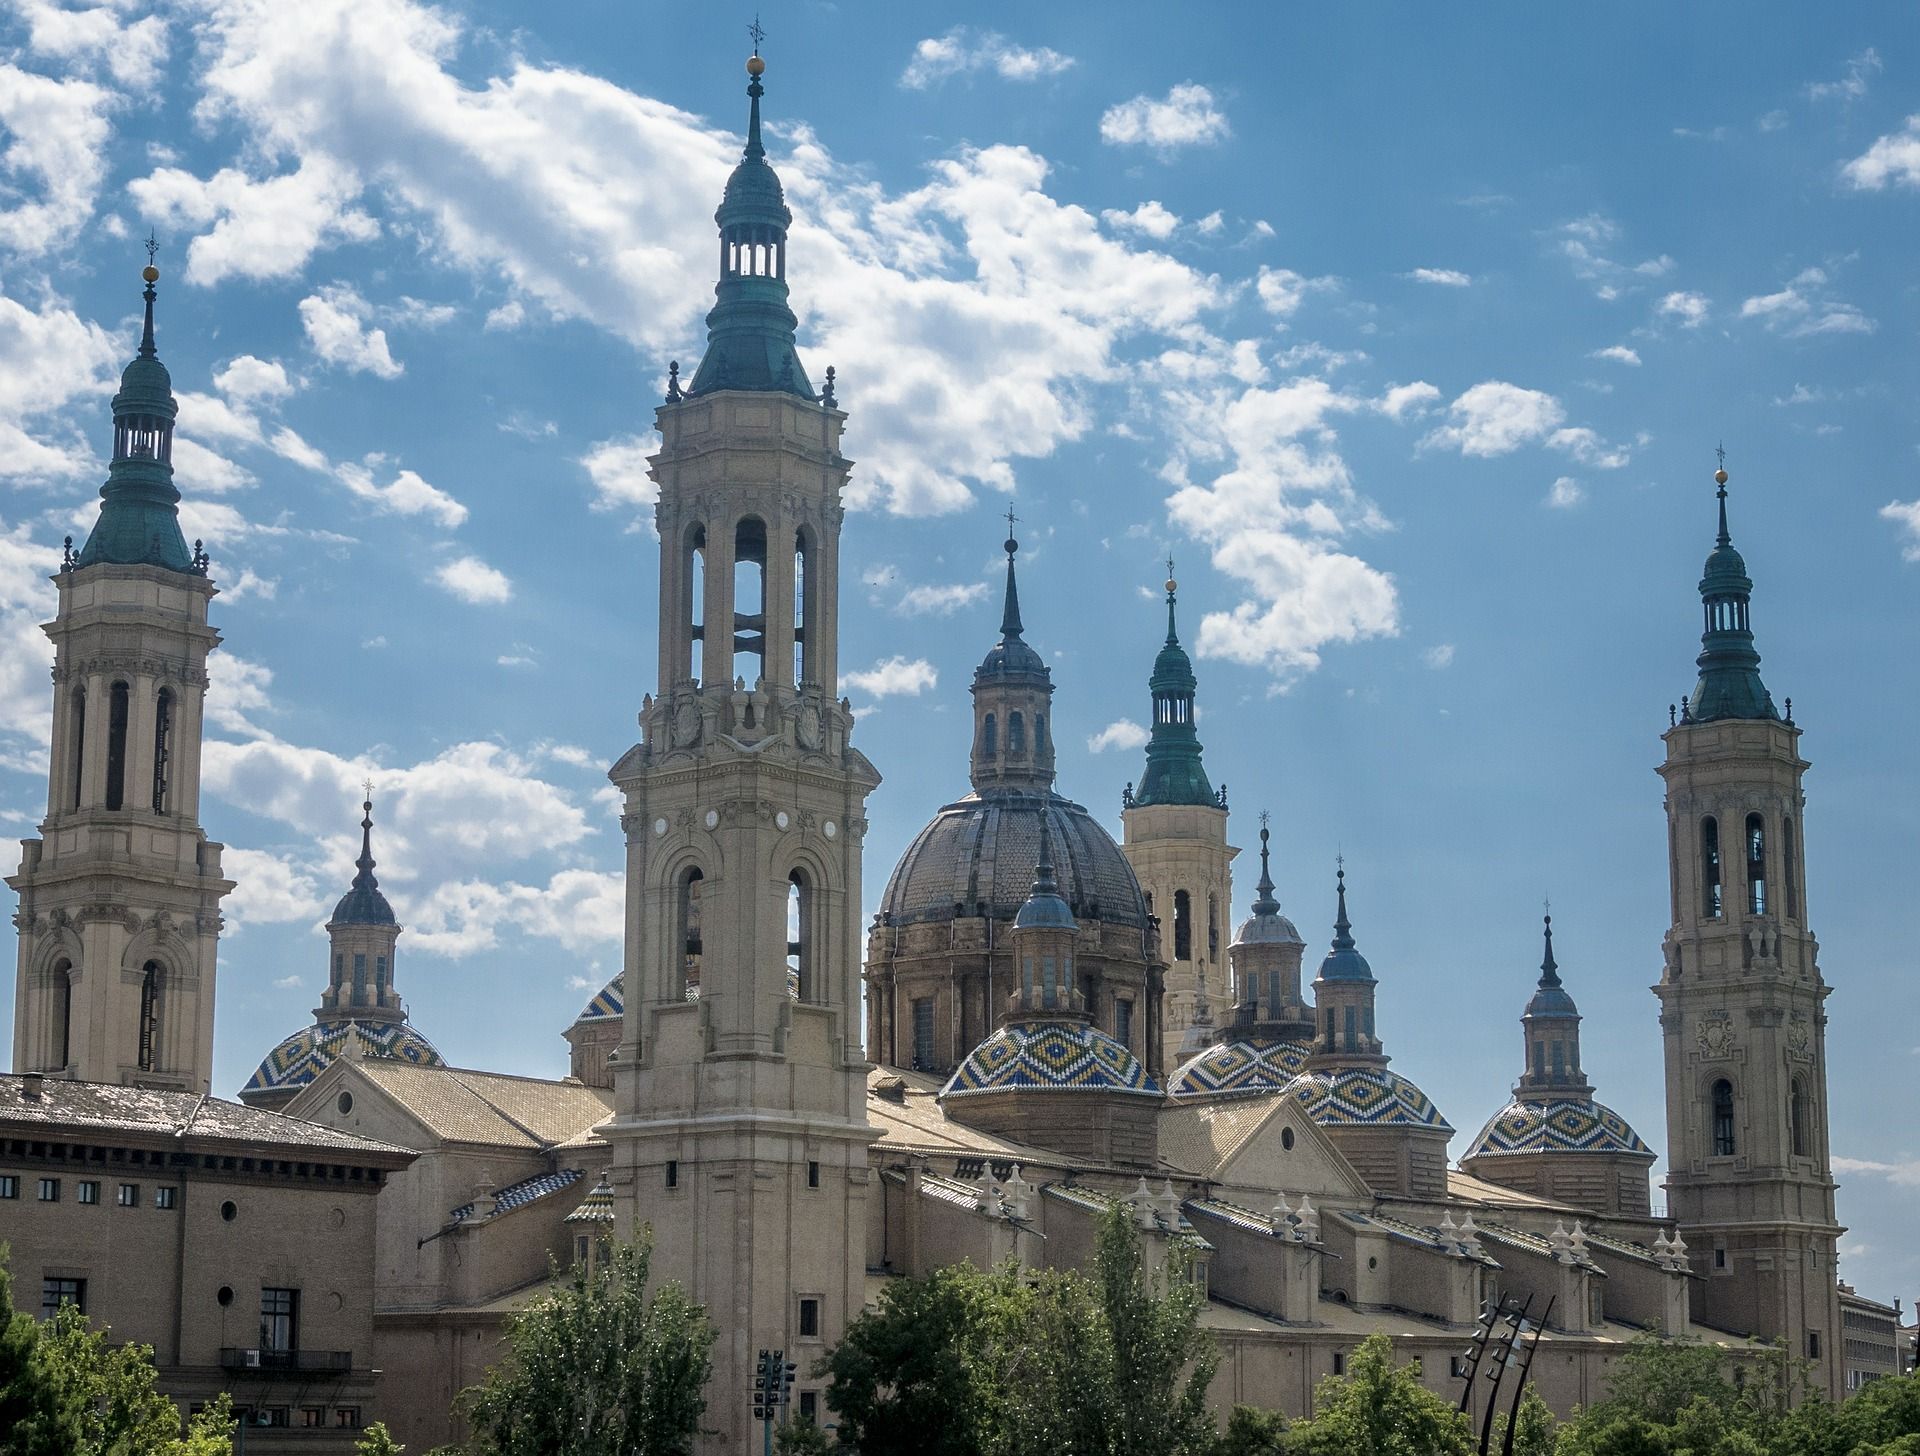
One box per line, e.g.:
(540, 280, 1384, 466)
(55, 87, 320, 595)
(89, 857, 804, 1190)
(880, 791, 1149, 931)
(331, 799, 397, 927)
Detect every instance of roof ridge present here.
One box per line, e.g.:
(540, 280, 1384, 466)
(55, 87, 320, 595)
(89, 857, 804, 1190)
(446, 1067, 559, 1149)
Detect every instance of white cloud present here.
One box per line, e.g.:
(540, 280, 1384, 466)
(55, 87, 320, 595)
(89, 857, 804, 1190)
(1423, 381, 1564, 457)
(0, 290, 124, 484)
(299, 284, 403, 378)
(272, 974, 303, 989)
(0, 522, 61, 755)
(1739, 267, 1875, 338)
(1880, 500, 1920, 562)
(12, 2, 170, 91)
(897, 581, 988, 616)
(1408, 268, 1471, 287)
(1807, 48, 1881, 103)
(222, 566, 278, 601)
(171, 436, 255, 493)
(434, 555, 511, 604)
(1843, 115, 1920, 191)
(1551, 214, 1674, 300)
(1832, 1154, 1920, 1186)
(130, 156, 378, 286)
(406, 868, 623, 956)
(223, 847, 326, 926)
(900, 28, 1073, 88)
(0, 63, 114, 254)
(1254, 267, 1339, 322)
(1101, 201, 1180, 239)
(842, 656, 938, 697)
(206, 652, 276, 737)
(1657, 290, 1710, 327)
(1100, 83, 1229, 151)
(1546, 476, 1585, 509)
(1378, 381, 1441, 421)
(1087, 718, 1149, 752)
(213, 355, 293, 402)
(580, 434, 656, 515)
(1422, 644, 1455, 669)
(1591, 345, 1641, 366)
(483, 299, 526, 330)
(337, 461, 467, 527)
(268, 427, 329, 473)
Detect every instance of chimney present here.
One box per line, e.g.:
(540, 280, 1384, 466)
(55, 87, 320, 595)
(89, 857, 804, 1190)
(21, 1072, 44, 1099)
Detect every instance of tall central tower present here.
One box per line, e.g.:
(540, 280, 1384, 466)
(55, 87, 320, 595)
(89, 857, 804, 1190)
(1655, 461, 1841, 1397)
(602, 51, 879, 1449)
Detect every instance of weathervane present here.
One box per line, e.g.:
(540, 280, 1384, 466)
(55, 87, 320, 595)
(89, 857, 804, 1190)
(748, 14, 765, 53)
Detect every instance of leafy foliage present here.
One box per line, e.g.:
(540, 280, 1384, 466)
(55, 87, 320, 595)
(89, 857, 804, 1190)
(1285, 1335, 1475, 1456)
(1213, 1404, 1289, 1456)
(463, 1229, 713, 1456)
(356, 1421, 406, 1455)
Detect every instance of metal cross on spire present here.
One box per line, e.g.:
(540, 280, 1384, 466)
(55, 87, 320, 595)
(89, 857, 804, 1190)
(1005, 505, 1018, 535)
(363, 777, 375, 802)
(144, 229, 159, 267)
(1715, 441, 1727, 471)
(748, 14, 765, 53)
(1259, 809, 1270, 830)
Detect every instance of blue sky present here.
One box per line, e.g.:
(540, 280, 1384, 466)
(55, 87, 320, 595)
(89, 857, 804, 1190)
(0, 1, 1917, 1305)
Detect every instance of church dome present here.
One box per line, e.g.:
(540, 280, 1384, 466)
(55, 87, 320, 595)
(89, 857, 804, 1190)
(1282, 1066, 1451, 1130)
(940, 1020, 1160, 1100)
(332, 878, 396, 926)
(1466, 1098, 1651, 1159)
(1235, 909, 1304, 947)
(1168, 1033, 1311, 1099)
(571, 975, 623, 1027)
(243, 1018, 443, 1098)
(879, 791, 1149, 931)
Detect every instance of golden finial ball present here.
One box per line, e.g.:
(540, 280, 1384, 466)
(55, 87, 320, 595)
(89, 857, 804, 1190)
(1165, 578, 1178, 595)
(1715, 468, 1729, 485)
(142, 265, 160, 283)
(746, 54, 765, 76)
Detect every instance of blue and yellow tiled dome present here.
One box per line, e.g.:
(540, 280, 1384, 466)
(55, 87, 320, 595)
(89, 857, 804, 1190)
(1282, 1066, 1451, 1130)
(941, 1021, 1161, 1100)
(1466, 1098, 1651, 1158)
(572, 976, 623, 1026)
(1168, 1034, 1312, 1100)
(244, 1019, 443, 1098)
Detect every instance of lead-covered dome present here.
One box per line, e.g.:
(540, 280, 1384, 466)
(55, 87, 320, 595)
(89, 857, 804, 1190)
(1283, 1066, 1451, 1129)
(1168, 1033, 1311, 1099)
(1467, 1098, 1650, 1158)
(880, 791, 1149, 931)
(941, 1020, 1160, 1099)
(244, 1018, 442, 1099)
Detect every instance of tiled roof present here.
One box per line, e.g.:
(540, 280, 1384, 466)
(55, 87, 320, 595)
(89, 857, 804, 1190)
(245, 1018, 443, 1093)
(349, 1062, 611, 1149)
(941, 1020, 1160, 1100)
(1156, 1095, 1289, 1176)
(571, 976, 623, 1026)
(0, 1075, 410, 1158)
(1338, 1208, 1501, 1265)
(1284, 1067, 1453, 1131)
(565, 1174, 616, 1224)
(1186, 1196, 1288, 1238)
(451, 1167, 584, 1222)
(1465, 1098, 1653, 1159)
(1168, 1034, 1311, 1100)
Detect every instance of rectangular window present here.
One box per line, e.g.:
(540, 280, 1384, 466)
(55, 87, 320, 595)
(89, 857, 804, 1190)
(40, 1278, 84, 1318)
(1332, 1351, 1346, 1376)
(1807, 1330, 1821, 1360)
(798, 1297, 821, 1338)
(1115, 999, 1134, 1048)
(260, 1287, 299, 1353)
(259, 1408, 290, 1429)
(1450, 1355, 1469, 1379)
(807, 1161, 820, 1189)
(335, 1409, 361, 1429)
(799, 1391, 819, 1423)
(665, 1160, 679, 1189)
(1714, 1245, 1728, 1271)
(301, 1409, 326, 1429)
(117, 1183, 139, 1207)
(37, 1178, 58, 1202)
(911, 998, 935, 1070)
(1550, 1042, 1565, 1077)
(155, 1186, 176, 1209)
(0, 1176, 17, 1199)
(77, 1181, 99, 1205)
(1343, 1005, 1357, 1052)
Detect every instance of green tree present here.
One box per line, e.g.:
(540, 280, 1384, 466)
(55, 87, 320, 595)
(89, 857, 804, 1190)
(463, 1229, 713, 1456)
(174, 1395, 236, 1456)
(773, 1417, 835, 1454)
(1212, 1405, 1288, 1456)
(0, 1246, 82, 1456)
(1285, 1334, 1474, 1456)
(355, 1420, 406, 1455)
(1094, 1205, 1219, 1456)
(1499, 1387, 1558, 1456)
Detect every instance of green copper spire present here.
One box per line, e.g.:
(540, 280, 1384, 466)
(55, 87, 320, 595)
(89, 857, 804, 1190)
(74, 252, 195, 574)
(1132, 560, 1218, 808)
(684, 48, 816, 401)
(1684, 455, 1777, 724)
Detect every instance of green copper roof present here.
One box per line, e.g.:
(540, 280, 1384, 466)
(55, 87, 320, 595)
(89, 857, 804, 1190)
(74, 270, 194, 575)
(1685, 469, 1777, 724)
(686, 58, 815, 401)
(1132, 573, 1217, 808)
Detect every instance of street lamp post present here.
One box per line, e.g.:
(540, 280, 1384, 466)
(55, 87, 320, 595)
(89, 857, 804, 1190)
(752, 1347, 798, 1456)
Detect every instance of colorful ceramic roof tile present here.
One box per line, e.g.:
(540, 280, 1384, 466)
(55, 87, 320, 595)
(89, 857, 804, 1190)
(1282, 1067, 1453, 1131)
(245, 1018, 444, 1094)
(564, 1174, 616, 1224)
(1466, 1098, 1652, 1159)
(573, 976, 623, 1025)
(940, 1021, 1161, 1100)
(1168, 1034, 1312, 1100)
(451, 1166, 584, 1223)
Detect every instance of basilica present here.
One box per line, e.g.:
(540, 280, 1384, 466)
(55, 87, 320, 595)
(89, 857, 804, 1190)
(3, 48, 1903, 1455)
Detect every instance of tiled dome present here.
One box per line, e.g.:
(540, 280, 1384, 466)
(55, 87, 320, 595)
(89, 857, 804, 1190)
(572, 976, 623, 1026)
(880, 791, 1149, 931)
(940, 1021, 1161, 1100)
(244, 1019, 443, 1095)
(1466, 1098, 1651, 1158)
(1283, 1066, 1452, 1130)
(1168, 1034, 1312, 1100)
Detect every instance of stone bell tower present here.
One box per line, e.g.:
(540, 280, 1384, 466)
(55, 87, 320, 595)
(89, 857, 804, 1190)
(9, 257, 231, 1093)
(1121, 563, 1234, 1056)
(601, 49, 880, 1450)
(1654, 458, 1842, 1398)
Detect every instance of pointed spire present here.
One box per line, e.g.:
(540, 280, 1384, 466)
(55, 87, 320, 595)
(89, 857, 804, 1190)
(1164, 554, 1180, 644)
(330, 786, 397, 927)
(1031, 814, 1056, 897)
(744, 49, 766, 160)
(1539, 912, 1560, 986)
(1131, 554, 1216, 808)
(1686, 451, 1778, 723)
(1000, 512, 1025, 638)
(1316, 856, 1374, 983)
(1331, 864, 1354, 950)
(138, 231, 159, 359)
(1714, 447, 1731, 547)
(354, 793, 379, 890)
(1251, 819, 1280, 916)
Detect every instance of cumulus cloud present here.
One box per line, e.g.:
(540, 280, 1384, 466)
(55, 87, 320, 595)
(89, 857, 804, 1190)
(434, 555, 511, 604)
(1546, 476, 1585, 509)
(131, 155, 379, 286)
(1422, 644, 1455, 669)
(0, 290, 125, 484)
(1551, 214, 1675, 301)
(298, 284, 404, 377)
(897, 581, 988, 615)
(0, 522, 60, 757)
(1843, 115, 1920, 191)
(1807, 48, 1881, 103)
(1254, 266, 1338, 321)
(1408, 268, 1471, 287)
(1832, 1154, 1920, 1186)
(1101, 200, 1181, 239)
(1087, 718, 1148, 752)
(1591, 345, 1641, 366)
(1880, 500, 1920, 562)
(11, 1, 170, 91)
(223, 847, 326, 926)
(337, 461, 467, 527)
(1739, 267, 1874, 337)
(1420, 382, 1628, 469)
(580, 434, 656, 516)
(1378, 381, 1441, 421)
(406, 868, 623, 956)
(213, 354, 294, 402)
(1100, 84, 1229, 151)
(1657, 291, 1710, 327)
(0, 63, 115, 254)
(900, 28, 1073, 88)
(842, 656, 938, 697)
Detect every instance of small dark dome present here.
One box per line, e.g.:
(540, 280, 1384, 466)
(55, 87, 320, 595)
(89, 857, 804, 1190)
(332, 879, 396, 927)
(1702, 541, 1750, 590)
(1317, 941, 1373, 982)
(880, 791, 1149, 931)
(978, 634, 1048, 677)
(1525, 980, 1578, 1017)
(116, 354, 174, 404)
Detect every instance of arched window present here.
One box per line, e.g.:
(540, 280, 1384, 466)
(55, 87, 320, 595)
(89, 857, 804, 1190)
(137, 960, 161, 1072)
(1746, 814, 1767, 917)
(52, 959, 72, 1070)
(151, 689, 173, 813)
(786, 870, 814, 1001)
(1034, 716, 1046, 751)
(677, 868, 704, 1000)
(1008, 712, 1026, 754)
(1783, 818, 1799, 920)
(1701, 818, 1722, 920)
(981, 713, 997, 757)
(685, 524, 706, 684)
(1711, 1078, 1736, 1157)
(104, 681, 130, 811)
(69, 687, 85, 809)
(1172, 889, 1191, 961)
(793, 528, 814, 686)
(732, 517, 768, 685)
(1790, 1076, 1810, 1158)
